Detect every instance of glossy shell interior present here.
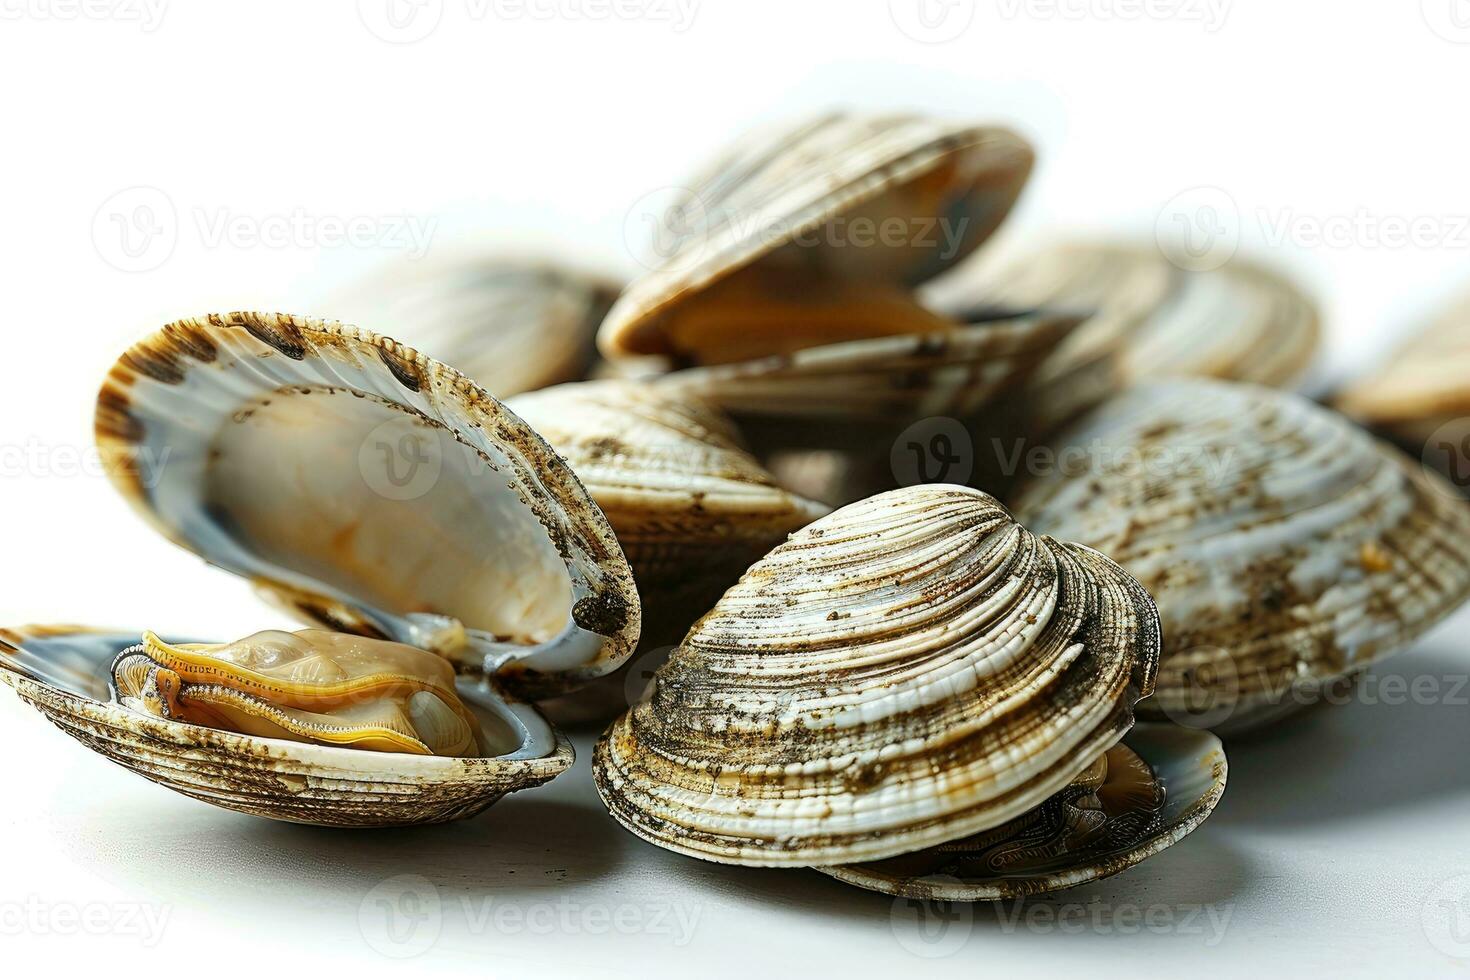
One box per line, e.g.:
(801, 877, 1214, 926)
(95, 313, 640, 700)
(0, 626, 571, 827)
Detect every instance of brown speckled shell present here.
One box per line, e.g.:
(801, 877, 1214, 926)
(593, 485, 1160, 867)
(1012, 379, 1470, 729)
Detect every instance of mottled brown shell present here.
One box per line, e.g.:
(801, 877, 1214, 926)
(594, 485, 1160, 867)
(1012, 379, 1470, 728)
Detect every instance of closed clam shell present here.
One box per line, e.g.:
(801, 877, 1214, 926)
(1336, 287, 1470, 459)
(820, 723, 1226, 900)
(932, 243, 1320, 430)
(0, 626, 570, 827)
(96, 313, 640, 700)
(601, 111, 1035, 360)
(593, 485, 1160, 867)
(508, 381, 827, 607)
(1011, 379, 1470, 729)
(324, 256, 619, 397)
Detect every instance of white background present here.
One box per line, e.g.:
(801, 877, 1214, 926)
(3, 1, 1470, 976)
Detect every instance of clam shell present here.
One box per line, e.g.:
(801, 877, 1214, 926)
(507, 381, 828, 633)
(933, 243, 1320, 430)
(593, 485, 1160, 867)
(95, 313, 640, 700)
(0, 626, 571, 827)
(323, 257, 619, 397)
(654, 311, 1082, 449)
(601, 111, 1034, 360)
(820, 724, 1226, 900)
(1011, 379, 1470, 729)
(1336, 288, 1470, 453)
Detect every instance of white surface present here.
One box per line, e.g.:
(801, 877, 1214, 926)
(3, 2, 1470, 976)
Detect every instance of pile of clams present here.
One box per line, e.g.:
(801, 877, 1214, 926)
(3, 108, 1467, 903)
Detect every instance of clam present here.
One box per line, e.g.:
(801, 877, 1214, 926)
(1336, 287, 1470, 475)
(507, 380, 828, 644)
(930, 242, 1320, 431)
(594, 485, 1220, 896)
(322, 256, 619, 397)
(1011, 379, 1470, 730)
(600, 111, 1078, 447)
(0, 313, 641, 825)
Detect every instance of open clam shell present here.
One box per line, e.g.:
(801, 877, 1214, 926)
(933, 242, 1320, 430)
(95, 313, 640, 700)
(593, 485, 1161, 869)
(507, 380, 828, 641)
(820, 724, 1225, 900)
(653, 310, 1082, 448)
(602, 111, 1035, 361)
(0, 626, 571, 827)
(1011, 379, 1470, 730)
(322, 256, 619, 398)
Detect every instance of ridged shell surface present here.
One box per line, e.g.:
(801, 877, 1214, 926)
(933, 243, 1319, 429)
(1337, 288, 1470, 450)
(655, 312, 1080, 446)
(508, 381, 828, 595)
(324, 257, 618, 396)
(601, 112, 1034, 358)
(593, 485, 1160, 867)
(95, 313, 640, 700)
(0, 626, 571, 827)
(1011, 379, 1470, 728)
(821, 723, 1226, 900)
